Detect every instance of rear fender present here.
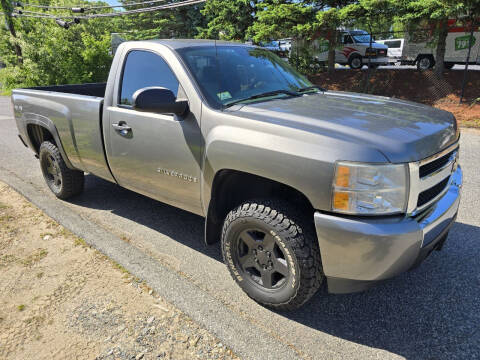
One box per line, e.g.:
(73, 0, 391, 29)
(23, 114, 76, 170)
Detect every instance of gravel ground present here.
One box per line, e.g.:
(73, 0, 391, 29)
(0, 182, 239, 360)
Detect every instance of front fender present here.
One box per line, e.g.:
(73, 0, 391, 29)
(202, 125, 339, 212)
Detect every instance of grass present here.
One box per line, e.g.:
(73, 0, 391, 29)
(73, 237, 87, 247)
(112, 261, 129, 275)
(0, 254, 18, 267)
(21, 248, 48, 266)
(58, 227, 73, 237)
(17, 304, 25, 312)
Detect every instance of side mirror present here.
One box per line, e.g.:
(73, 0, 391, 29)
(132, 87, 188, 116)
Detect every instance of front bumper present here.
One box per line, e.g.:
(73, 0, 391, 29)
(314, 166, 462, 294)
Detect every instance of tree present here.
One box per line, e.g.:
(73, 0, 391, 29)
(197, 0, 258, 40)
(0, 0, 120, 93)
(248, 0, 320, 42)
(0, 0, 23, 64)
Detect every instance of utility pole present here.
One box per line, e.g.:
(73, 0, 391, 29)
(0, 0, 23, 64)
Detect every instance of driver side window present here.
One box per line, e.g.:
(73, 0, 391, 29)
(343, 35, 354, 44)
(119, 50, 179, 106)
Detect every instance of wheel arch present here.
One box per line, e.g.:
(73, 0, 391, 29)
(347, 52, 363, 69)
(25, 121, 76, 170)
(204, 169, 314, 245)
(415, 54, 435, 65)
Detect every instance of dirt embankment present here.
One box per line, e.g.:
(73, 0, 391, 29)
(0, 182, 239, 360)
(309, 69, 480, 127)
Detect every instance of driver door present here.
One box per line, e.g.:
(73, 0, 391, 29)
(105, 50, 203, 214)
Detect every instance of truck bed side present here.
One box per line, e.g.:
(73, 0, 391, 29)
(12, 88, 115, 183)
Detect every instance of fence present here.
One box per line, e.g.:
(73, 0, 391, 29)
(286, 28, 480, 108)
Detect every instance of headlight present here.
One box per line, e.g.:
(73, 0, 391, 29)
(332, 162, 408, 215)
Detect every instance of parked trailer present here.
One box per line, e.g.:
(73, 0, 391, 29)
(401, 20, 480, 70)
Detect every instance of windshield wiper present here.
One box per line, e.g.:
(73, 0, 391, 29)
(224, 89, 299, 108)
(296, 85, 326, 93)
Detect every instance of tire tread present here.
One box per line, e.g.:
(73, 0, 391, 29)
(39, 141, 84, 199)
(221, 199, 323, 310)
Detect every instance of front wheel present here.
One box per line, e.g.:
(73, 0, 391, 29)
(221, 200, 323, 310)
(348, 55, 363, 69)
(39, 141, 84, 199)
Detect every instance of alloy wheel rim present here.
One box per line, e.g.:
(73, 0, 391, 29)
(419, 58, 430, 70)
(44, 155, 62, 190)
(235, 229, 290, 289)
(351, 58, 362, 68)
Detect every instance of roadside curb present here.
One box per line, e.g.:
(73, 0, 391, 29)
(0, 168, 301, 360)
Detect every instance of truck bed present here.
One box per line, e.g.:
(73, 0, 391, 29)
(26, 82, 106, 98)
(12, 84, 114, 183)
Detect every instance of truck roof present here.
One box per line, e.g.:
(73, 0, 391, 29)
(138, 39, 249, 50)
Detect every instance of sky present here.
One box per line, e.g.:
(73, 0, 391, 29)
(104, 0, 121, 5)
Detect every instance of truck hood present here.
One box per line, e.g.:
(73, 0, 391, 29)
(229, 91, 458, 163)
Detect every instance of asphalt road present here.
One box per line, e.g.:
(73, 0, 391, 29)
(1, 96, 479, 360)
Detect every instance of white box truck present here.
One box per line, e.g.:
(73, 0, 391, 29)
(401, 20, 480, 70)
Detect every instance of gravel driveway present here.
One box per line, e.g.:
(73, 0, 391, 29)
(0, 182, 238, 360)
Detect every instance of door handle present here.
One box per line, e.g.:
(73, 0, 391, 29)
(112, 122, 132, 136)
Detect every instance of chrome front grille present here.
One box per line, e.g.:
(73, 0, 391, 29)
(407, 143, 459, 215)
(417, 177, 450, 207)
(419, 150, 455, 178)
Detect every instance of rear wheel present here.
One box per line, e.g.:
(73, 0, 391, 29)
(417, 55, 434, 71)
(39, 141, 84, 199)
(221, 199, 323, 310)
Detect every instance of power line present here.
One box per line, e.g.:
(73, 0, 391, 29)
(13, 0, 172, 13)
(12, 1, 71, 10)
(11, 0, 206, 20)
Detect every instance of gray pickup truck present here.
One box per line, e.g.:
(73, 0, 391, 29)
(12, 39, 462, 310)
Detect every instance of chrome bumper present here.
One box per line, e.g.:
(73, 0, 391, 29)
(314, 166, 462, 294)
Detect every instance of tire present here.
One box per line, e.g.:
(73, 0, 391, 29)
(39, 141, 84, 199)
(417, 55, 434, 71)
(221, 199, 323, 310)
(348, 54, 363, 69)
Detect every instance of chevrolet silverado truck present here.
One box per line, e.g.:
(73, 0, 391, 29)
(12, 39, 462, 310)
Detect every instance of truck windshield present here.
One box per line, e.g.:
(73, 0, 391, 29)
(351, 31, 374, 43)
(177, 46, 313, 109)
